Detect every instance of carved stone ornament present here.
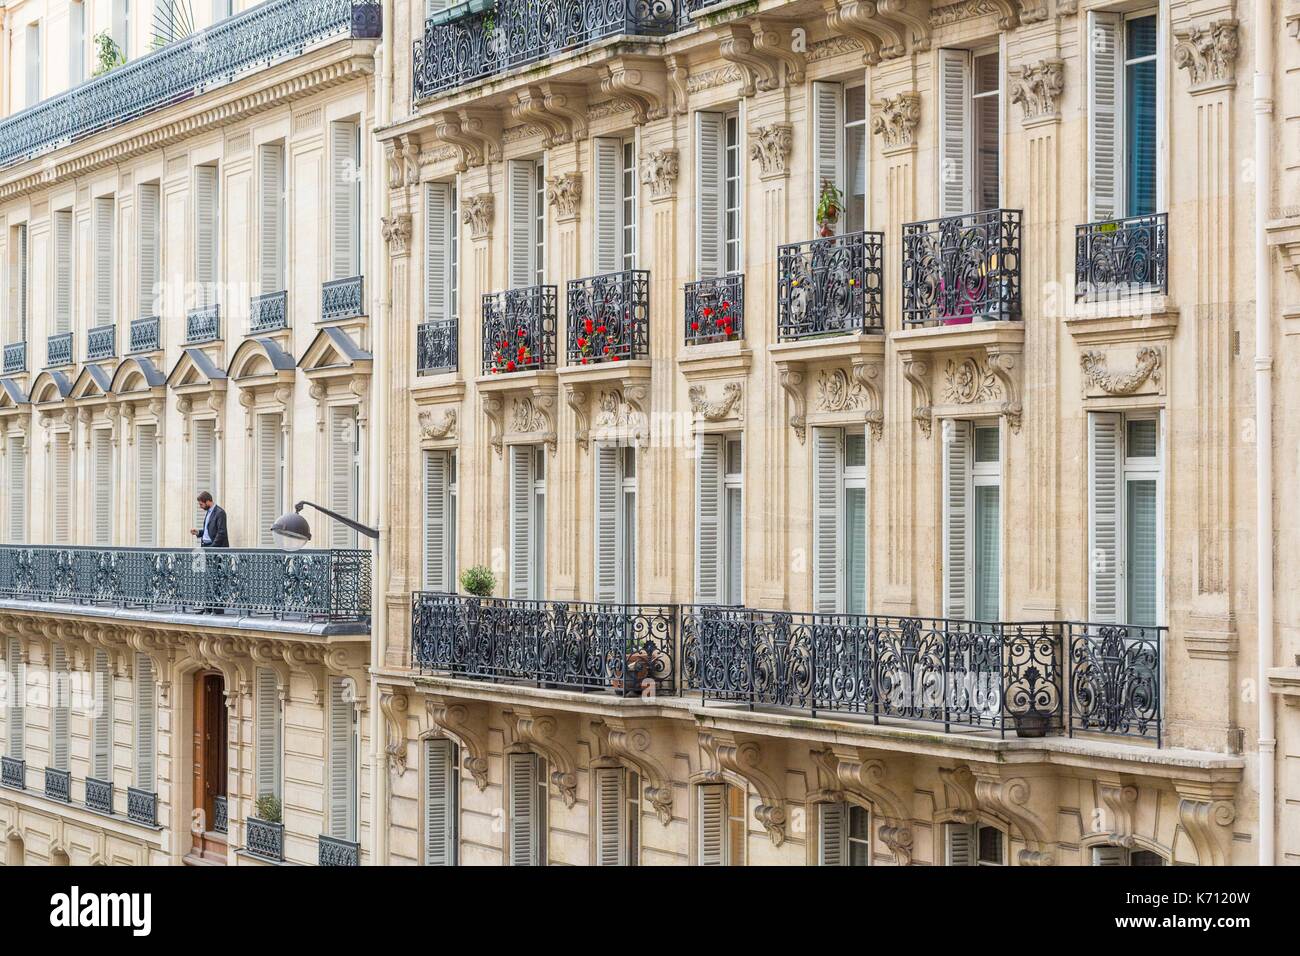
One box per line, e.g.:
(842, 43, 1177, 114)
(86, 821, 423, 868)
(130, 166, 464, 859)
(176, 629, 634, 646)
(639, 148, 680, 202)
(592, 388, 649, 444)
(1080, 347, 1162, 395)
(689, 381, 743, 422)
(1010, 59, 1064, 123)
(418, 407, 457, 441)
(901, 359, 933, 438)
(749, 123, 794, 179)
(1173, 19, 1239, 91)
(381, 214, 412, 257)
(942, 357, 1001, 405)
(871, 93, 921, 151)
(545, 172, 582, 221)
(509, 392, 557, 452)
(462, 193, 495, 240)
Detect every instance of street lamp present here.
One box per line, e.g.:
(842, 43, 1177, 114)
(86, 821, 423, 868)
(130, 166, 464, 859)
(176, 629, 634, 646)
(270, 501, 380, 551)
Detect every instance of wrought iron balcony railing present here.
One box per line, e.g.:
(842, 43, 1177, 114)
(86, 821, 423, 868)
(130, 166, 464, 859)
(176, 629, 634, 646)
(413, 0, 678, 100)
(127, 787, 159, 827)
(777, 231, 884, 341)
(3, 341, 26, 374)
(246, 816, 285, 862)
(412, 592, 678, 695)
(567, 269, 650, 365)
(250, 291, 289, 333)
(86, 776, 114, 814)
(0, 546, 371, 623)
(417, 319, 458, 374)
(87, 325, 117, 361)
(213, 795, 229, 834)
(46, 332, 73, 368)
(0, 0, 381, 170)
(129, 317, 161, 353)
(684, 274, 744, 345)
(902, 208, 1022, 326)
(482, 285, 557, 374)
(322, 275, 364, 321)
(1, 756, 25, 790)
(186, 305, 221, 344)
(45, 767, 70, 802)
(1067, 622, 1164, 742)
(1074, 213, 1168, 300)
(318, 834, 360, 866)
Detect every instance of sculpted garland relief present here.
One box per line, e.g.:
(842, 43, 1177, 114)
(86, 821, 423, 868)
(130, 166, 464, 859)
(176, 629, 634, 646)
(942, 357, 1001, 405)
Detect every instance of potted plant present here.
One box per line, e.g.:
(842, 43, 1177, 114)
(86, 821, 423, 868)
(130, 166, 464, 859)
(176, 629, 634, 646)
(1012, 709, 1051, 739)
(92, 32, 126, 77)
(815, 179, 843, 237)
(254, 793, 282, 824)
(459, 565, 496, 598)
(612, 642, 655, 698)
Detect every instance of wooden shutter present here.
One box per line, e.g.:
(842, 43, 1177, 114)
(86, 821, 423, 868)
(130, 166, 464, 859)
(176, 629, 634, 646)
(94, 196, 115, 326)
(327, 677, 356, 840)
(53, 433, 71, 543)
(259, 144, 285, 293)
(424, 182, 451, 321)
(423, 738, 457, 865)
(508, 752, 540, 866)
(1088, 12, 1123, 221)
(254, 667, 281, 799)
(811, 81, 844, 228)
(193, 418, 216, 529)
(695, 112, 726, 278)
(818, 802, 847, 866)
(257, 413, 283, 548)
(6, 638, 24, 760)
(697, 784, 726, 866)
(945, 822, 976, 865)
(137, 183, 160, 319)
(423, 450, 451, 591)
(1088, 412, 1123, 623)
(51, 645, 70, 772)
(328, 406, 359, 548)
(507, 160, 536, 288)
(942, 420, 971, 618)
(134, 654, 156, 792)
(54, 210, 73, 332)
(812, 428, 842, 614)
(194, 166, 218, 305)
(694, 434, 724, 603)
(6, 437, 26, 545)
(594, 767, 625, 866)
(594, 443, 620, 604)
(331, 121, 360, 279)
(938, 49, 972, 217)
(92, 649, 111, 780)
(508, 445, 534, 599)
(592, 138, 622, 275)
(92, 429, 113, 546)
(137, 423, 158, 546)
(1092, 845, 1127, 866)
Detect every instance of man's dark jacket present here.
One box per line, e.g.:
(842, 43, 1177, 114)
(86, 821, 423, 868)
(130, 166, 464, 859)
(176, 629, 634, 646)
(201, 505, 230, 548)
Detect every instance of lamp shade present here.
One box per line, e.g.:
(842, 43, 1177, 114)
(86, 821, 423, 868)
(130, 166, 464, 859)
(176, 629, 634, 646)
(270, 510, 312, 551)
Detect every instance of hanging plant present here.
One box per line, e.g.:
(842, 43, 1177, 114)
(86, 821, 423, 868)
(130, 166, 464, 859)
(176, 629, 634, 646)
(815, 179, 843, 237)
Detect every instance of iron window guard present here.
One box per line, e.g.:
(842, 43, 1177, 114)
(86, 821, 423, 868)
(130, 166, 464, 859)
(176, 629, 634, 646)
(684, 273, 744, 345)
(1074, 213, 1169, 301)
(481, 285, 557, 374)
(566, 269, 650, 365)
(901, 208, 1022, 326)
(417, 318, 459, 375)
(777, 231, 884, 340)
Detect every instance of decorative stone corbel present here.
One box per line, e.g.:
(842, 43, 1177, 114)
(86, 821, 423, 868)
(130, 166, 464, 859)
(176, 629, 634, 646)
(665, 55, 689, 115)
(431, 109, 502, 171)
(823, 0, 902, 62)
(545, 172, 582, 222)
(1173, 779, 1236, 866)
(1010, 59, 1064, 124)
(752, 19, 806, 84)
(718, 23, 777, 97)
(938, 766, 979, 824)
(482, 393, 505, 456)
(385, 134, 420, 189)
(985, 346, 1023, 433)
(623, 382, 650, 447)
(871, 93, 921, 152)
(900, 357, 933, 438)
(876, 0, 931, 51)
(425, 696, 490, 791)
(775, 364, 806, 444)
(971, 770, 1056, 865)
(539, 82, 589, 143)
(818, 748, 914, 864)
(699, 731, 787, 846)
(851, 358, 884, 440)
(123, 629, 174, 705)
(517, 388, 557, 454)
(504, 709, 578, 808)
(749, 123, 794, 180)
(279, 643, 326, 706)
(563, 383, 590, 447)
(381, 214, 413, 257)
(599, 60, 667, 125)
(1173, 19, 1239, 93)
(591, 718, 675, 825)
(1013, 0, 1050, 24)
(379, 690, 410, 775)
(249, 641, 293, 701)
(418, 407, 458, 442)
(639, 149, 680, 203)
(1096, 778, 1139, 848)
(462, 193, 495, 241)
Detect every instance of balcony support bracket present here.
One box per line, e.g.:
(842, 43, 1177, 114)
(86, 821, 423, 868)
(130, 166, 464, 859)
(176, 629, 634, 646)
(425, 696, 490, 791)
(504, 709, 578, 808)
(971, 767, 1056, 865)
(775, 362, 807, 445)
(699, 731, 787, 846)
(813, 747, 914, 864)
(898, 355, 933, 438)
(591, 718, 675, 826)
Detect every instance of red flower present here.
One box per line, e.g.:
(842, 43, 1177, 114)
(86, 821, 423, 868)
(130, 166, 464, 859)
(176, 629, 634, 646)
(603, 346, 610, 354)
(721, 300, 731, 310)
(517, 328, 526, 337)
(577, 336, 586, 348)
(691, 321, 699, 331)
(581, 357, 588, 365)
(506, 360, 517, 371)
(597, 325, 607, 334)
(703, 307, 713, 318)
(611, 355, 619, 362)
(584, 318, 594, 334)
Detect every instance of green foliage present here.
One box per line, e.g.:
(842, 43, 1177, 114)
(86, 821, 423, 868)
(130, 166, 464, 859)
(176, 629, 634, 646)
(459, 565, 496, 598)
(92, 32, 127, 77)
(254, 793, 283, 824)
(815, 179, 844, 228)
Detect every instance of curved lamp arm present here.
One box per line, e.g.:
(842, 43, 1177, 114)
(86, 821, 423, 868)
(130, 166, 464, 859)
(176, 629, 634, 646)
(294, 500, 380, 540)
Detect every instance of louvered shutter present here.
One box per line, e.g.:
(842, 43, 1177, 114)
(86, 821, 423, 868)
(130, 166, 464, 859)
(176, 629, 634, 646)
(812, 428, 842, 613)
(51, 645, 69, 772)
(134, 654, 156, 792)
(93, 429, 113, 546)
(328, 406, 358, 548)
(194, 166, 218, 306)
(694, 434, 724, 604)
(1088, 12, 1123, 221)
(423, 450, 450, 591)
(327, 677, 356, 840)
(938, 50, 972, 217)
(507, 160, 536, 288)
(594, 767, 625, 865)
(508, 752, 539, 866)
(259, 144, 285, 293)
(54, 211, 73, 333)
(16, 224, 28, 341)
(818, 802, 847, 866)
(94, 196, 115, 326)
(726, 482, 742, 603)
(138, 183, 160, 319)
(424, 182, 451, 321)
(53, 434, 71, 543)
(92, 649, 111, 780)
(423, 738, 456, 865)
(1092, 845, 1126, 866)
(256, 414, 283, 548)
(6, 639, 24, 760)
(254, 667, 280, 799)
(331, 121, 360, 279)
(594, 444, 620, 604)
(508, 445, 534, 599)
(137, 424, 158, 546)
(942, 420, 971, 618)
(695, 112, 726, 278)
(6, 437, 26, 545)
(945, 822, 976, 865)
(697, 784, 726, 866)
(1088, 412, 1123, 623)
(424, 0, 449, 17)
(592, 138, 622, 275)
(811, 82, 844, 229)
(193, 418, 216, 529)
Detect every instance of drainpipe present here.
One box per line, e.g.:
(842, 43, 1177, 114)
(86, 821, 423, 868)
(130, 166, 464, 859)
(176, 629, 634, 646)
(1254, 0, 1276, 867)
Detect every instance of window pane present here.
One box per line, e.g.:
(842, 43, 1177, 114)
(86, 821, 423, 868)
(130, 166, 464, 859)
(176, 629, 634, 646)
(845, 487, 866, 615)
(974, 426, 1000, 463)
(1126, 478, 1158, 625)
(1126, 418, 1157, 458)
(973, 52, 999, 95)
(973, 484, 1000, 621)
(726, 438, 742, 475)
(1125, 17, 1158, 217)
(977, 825, 1003, 864)
(726, 487, 743, 604)
(845, 433, 866, 468)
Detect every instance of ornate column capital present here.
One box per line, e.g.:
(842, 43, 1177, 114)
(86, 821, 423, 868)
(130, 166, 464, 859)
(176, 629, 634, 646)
(1010, 59, 1064, 125)
(639, 148, 680, 202)
(871, 93, 921, 152)
(1173, 19, 1239, 93)
(381, 214, 413, 258)
(462, 193, 495, 240)
(749, 123, 794, 180)
(545, 172, 582, 222)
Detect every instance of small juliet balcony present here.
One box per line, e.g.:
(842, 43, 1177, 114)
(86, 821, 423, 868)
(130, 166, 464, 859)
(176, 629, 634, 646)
(322, 275, 364, 322)
(86, 776, 114, 814)
(1, 756, 25, 790)
(127, 787, 159, 827)
(46, 332, 73, 368)
(566, 269, 649, 365)
(1074, 213, 1168, 301)
(128, 317, 161, 354)
(3, 341, 26, 374)
(684, 273, 744, 345)
(482, 285, 557, 375)
(245, 816, 285, 862)
(44, 767, 70, 802)
(902, 208, 1022, 327)
(318, 834, 360, 866)
(86, 325, 117, 361)
(417, 318, 459, 375)
(250, 290, 289, 334)
(186, 305, 221, 344)
(777, 231, 884, 341)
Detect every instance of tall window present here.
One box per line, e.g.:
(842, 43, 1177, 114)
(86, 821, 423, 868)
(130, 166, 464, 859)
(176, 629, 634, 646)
(94, 197, 116, 327)
(695, 110, 743, 277)
(507, 752, 548, 866)
(133, 654, 156, 794)
(945, 821, 1006, 865)
(193, 165, 219, 307)
(1089, 12, 1159, 220)
(25, 22, 41, 107)
(509, 445, 545, 599)
(818, 802, 870, 866)
(137, 183, 160, 320)
(423, 738, 459, 865)
(50, 645, 70, 775)
(507, 159, 544, 288)
(695, 434, 743, 605)
(4, 436, 27, 544)
(254, 667, 282, 801)
(259, 144, 286, 295)
(938, 49, 1001, 215)
(697, 783, 745, 866)
(593, 136, 636, 273)
(112, 0, 130, 58)
(594, 445, 636, 603)
(256, 413, 284, 548)
(423, 449, 457, 591)
(812, 82, 867, 232)
(92, 428, 114, 546)
(5, 638, 24, 767)
(53, 210, 73, 335)
(943, 420, 1001, 621)
(593, 767, 640, 866)
(69, 2, 86, 86)
(9, 223, 30, 347)
(211, 0, 233, 22)
(192, 418, 217, 529)
(91, 649, 112, 782)
(1088, 412, 1161, 625)
(136, 423, 158, 546)
(812, 427, 867, 614)
(331, 120, 361, 280)
(326, 677, 358, 843)
(327, 406, 360, 548)
(424, 181, 457, 325)
(52, 433, 72, 543)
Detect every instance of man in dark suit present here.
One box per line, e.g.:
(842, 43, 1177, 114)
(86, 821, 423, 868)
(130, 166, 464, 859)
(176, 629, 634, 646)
(191, 492, 230, 615)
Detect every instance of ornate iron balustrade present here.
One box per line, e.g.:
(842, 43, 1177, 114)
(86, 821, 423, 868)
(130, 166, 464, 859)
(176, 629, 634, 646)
(86, 776, 114, 814)
(0, 545, 371, 623)
(3, 342, 26, 374)
(318, 834, 360, 866)
(777, 231, 884, 340)
(129, 317, 161, 353)
(46, 332, 73, 368)
(0, 0, 381, 170)
(417, 319, 459, 375)
(1, 756, 25, 790)
(186, 305, 221, 344)
(127, 787, 158, 826)
(412, 592, 678, 695)
(322, 275, 364, 321)
(250, 291, 289, 333)
(684, 274, 744, 345)
(902, 208, 1022, 326)
(413, 0, 679, 100)
(482, 285, 557, 374)
(213, 795, 229, 834)
(45, 767, 70, 802)
(1068, 622, 1164, 743)
(87, 325, 117, 361)
(1074, 214, 1168, 300)
(566, 269, 650, 365)
(246, 816, 285, 862)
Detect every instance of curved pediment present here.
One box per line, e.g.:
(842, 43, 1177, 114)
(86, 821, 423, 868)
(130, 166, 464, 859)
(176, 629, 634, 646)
(28, 370, 73, 406)
(228, 336, 296, 384)
(69, 364, 114, 401)
(108, 355, 167, 396)
(167, 347, 229, 391)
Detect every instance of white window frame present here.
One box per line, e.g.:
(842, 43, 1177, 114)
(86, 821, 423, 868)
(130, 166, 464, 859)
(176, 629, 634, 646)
(326, 676, 359, 842)
(843, 84, 868, 234)
(723, 111, 743, 273)
(508, 445, 546, 600)
(423, 449, 457, 592)
(593, 766, 640, 866)
(812, 427, 867, 614)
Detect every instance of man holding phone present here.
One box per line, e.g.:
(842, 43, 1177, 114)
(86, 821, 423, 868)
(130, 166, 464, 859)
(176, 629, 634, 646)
(191, 492, 230, 615)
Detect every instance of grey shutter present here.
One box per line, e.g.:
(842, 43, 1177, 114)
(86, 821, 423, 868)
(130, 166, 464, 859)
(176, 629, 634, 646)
(331, 121, 360, 279)
(92, 649, 111, 780)
(938, 49, 972, 216)
(327, 677, 356, 840)
(592, 138, 622, 275)
(137, 423, 158, 546)
(6, 437, 26, 545)
(942, 420, 971, 618)
(137, 183, 160, 319)
(256, 413, 283, 548)
(1092, 844, 1127, 866)
(508, 445, 534, 599)
(194, 166, 219, 306)
(6, 639, 24, 761)
(1088, 412, 1123, 623)
(54, 210, 73, 333)
(594, 443, 620, 604)
(52, 433, 72, 543)
(259, 144, 285, 293)
(818, 802, 847, 866)
(92, 429, 113, 546)
(134, 654, 156, 792)
(594, 767, 625, 866)
(328, 406, 359, 548)
(193, 418, 216, 529)
(694, 434, 723, 603)
(945, 822, 976, 866)
(424, 182, 451, 321)
(507, 160, 536, 288)
(25, 23, 40, 105)
(812, 428, 842, 613)
(423, 738, 457, 865)
(697, 784, 726, 866)
(94, 196, 115, 326)
(1088, 12, 1123, 221)
(508, 752, 540, 866)
(695, 112, 726, 278)
(422, 450, 450, 591)
(811, 82, 844, 228)
(51, 644, 70, 771)
(254, 667, 281, 799)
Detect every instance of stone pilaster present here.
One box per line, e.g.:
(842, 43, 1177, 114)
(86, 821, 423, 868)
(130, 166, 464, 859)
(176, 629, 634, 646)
(381, 207, 413, 669)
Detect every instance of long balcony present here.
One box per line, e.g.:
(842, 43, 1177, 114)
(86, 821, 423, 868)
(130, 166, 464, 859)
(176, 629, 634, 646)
(685, 273, 744, 345)
(2, 341, 26, 374)
(250, 291, 289, 334)
(0, 0, 381, 170)
(322, 275, 364, 322)
(128, 317, 161, 354)
(777, 231, 884, 341)
(902, 208, 1022, 326)
(566, 269, 649, 365)
(87, 325, 117, 361)
(481, 285, 557, 375)
(1074, 213, 1168, 300)
(186, 305, 222, 344)
(417, 318, 458, 375)
(413, 0, 679, 100)
(46, 332, 73, 368)
(0, 546, 371, 624)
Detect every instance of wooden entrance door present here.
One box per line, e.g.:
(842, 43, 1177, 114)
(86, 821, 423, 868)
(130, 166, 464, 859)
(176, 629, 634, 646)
(188, 672, 228, 863)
